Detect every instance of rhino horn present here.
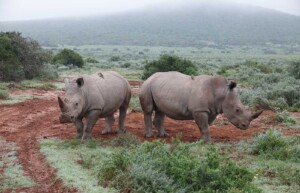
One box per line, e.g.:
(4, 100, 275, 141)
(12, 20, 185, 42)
(250, 110, 263, 120)
(58, 96, 64, 109)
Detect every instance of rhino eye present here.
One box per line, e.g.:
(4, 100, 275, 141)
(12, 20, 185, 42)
(75, 103, 78, 106)
(236, 108, 241, 113)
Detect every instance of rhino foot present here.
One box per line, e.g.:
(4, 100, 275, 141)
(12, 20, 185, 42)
(157, 132, 169, 138)
(144, 133, 154, 138)
(117, 129, 126, 134)
(76, 133, 83, 139)
(81, 133, 92, 141)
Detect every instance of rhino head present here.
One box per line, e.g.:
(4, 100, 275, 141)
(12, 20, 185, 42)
(222, 80, 263, 129)
(58, 77, 85, 123)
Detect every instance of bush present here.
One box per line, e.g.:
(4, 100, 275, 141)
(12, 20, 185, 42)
(52, 48, 84, 67)
(0, 32, 51, 81)
(288, 60, 300, 79)
(98, 140, 260, 192)
(84, 57, 99, 63)
(252, 129, 300, 161)
(275, 111, 297, 126)
(141, 54, 198, 80)
(0, 90, 10, 100)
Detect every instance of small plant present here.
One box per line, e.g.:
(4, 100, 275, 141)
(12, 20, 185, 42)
(0, 90, 10, 100)
(129, 96, 142, 112)
(252, 129, 286, 158)
(109, 133, 141, 148)
(276, 111, 297, 126)
(85, 57, 99, 63)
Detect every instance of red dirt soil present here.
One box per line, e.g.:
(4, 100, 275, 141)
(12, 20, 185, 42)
(0, 86, 299, 193)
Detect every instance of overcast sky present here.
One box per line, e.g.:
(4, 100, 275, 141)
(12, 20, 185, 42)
(0, 0, 299, 21)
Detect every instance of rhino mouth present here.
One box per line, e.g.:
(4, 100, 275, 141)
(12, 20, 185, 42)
(59, 114, 73, 123)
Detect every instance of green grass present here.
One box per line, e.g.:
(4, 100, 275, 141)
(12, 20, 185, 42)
(0, 138, 35, 191)
(38, 130, 300, 193)
(19, 80, 57, 90)
(40, 139, 116, 193)
(129, 96, 142, 112)
(0, 90, 10, 100)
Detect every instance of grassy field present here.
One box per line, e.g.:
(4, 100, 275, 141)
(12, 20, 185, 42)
(38, 132, 300, 193)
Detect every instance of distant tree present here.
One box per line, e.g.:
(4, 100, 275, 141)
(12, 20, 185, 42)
(85, 57, 99, 63)
(288, 60, 300, 79)
(142, 54, 197, 80)
(0, 31, 51, 81)
(52, 48, 84, 67)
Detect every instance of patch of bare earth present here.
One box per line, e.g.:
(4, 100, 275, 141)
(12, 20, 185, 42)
(0, 84, 299, 192)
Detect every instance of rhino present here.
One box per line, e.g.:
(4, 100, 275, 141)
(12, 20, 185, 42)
(58, 71, 131, 140)
(139, 71, 262, 143)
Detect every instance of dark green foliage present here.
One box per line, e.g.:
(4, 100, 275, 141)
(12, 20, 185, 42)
(0, 90, 10, 100)
(110, 56, 121, 62)
(0, 32, 51, 81)
(84, 57, 99, 63)
(98, 140, 260, 192)
(275, 111, 297, 126)
(252, 129, 300, 161)
(288, 60, 300, 79)
(225, 61, 300, 111)
(142, 54, 197, 80)
(52, 48, 84, 67)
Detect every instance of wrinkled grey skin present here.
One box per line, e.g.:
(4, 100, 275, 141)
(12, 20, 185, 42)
(139, 71, 262, 143)
(58, 71, 131, 140)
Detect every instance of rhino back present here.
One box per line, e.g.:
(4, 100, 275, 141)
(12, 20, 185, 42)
(148, 72, 195, 119)
(81, 71, 130, 116)
(145, 72, 227, 119)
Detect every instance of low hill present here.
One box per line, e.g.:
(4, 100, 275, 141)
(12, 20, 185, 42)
(1, 2, 300, 46)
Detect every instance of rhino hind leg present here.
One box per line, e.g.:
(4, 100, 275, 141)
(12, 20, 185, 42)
(144, 112, 154, 137)
(153, 110, 168, 137)
(116, 106, 127, 134)
(102, 115, 115, 135)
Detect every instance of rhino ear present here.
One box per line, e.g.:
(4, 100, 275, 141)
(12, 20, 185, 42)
(76, 77, 84, 87)
(228, 80, 237, 90)
(58, 96, 64, 109)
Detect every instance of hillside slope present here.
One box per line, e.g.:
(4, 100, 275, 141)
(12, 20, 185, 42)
(1, 2, 300, 46)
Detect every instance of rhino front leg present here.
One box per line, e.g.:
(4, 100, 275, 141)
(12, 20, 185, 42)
(102, 115, 115, 135)
(74, 118, 83, 138)
(144, 112, 154, 137)
(193, 111, 211, 143)
(82, 110, 101, 141)
(116, 107, 127, 134)
(153, 110, 168, 137)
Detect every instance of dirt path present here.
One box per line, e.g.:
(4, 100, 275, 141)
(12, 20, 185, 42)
(0, 88, 299, 192)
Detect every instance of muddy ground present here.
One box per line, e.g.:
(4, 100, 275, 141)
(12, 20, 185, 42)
(0, 84, 299, 193)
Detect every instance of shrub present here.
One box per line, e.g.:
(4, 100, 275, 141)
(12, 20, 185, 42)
(52, 48, 84, 67)
(110, 56, 121, 62)
(98, 140, 260, 192)
(288, 60, 300, 79)
(275, 111, 297, 126)
(84, 57, 99, 63)
(0, 32, 51, 81)
(0, 90, 10, 100)
(252, 129, 300, 161)
(141, 54, 198, 80)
